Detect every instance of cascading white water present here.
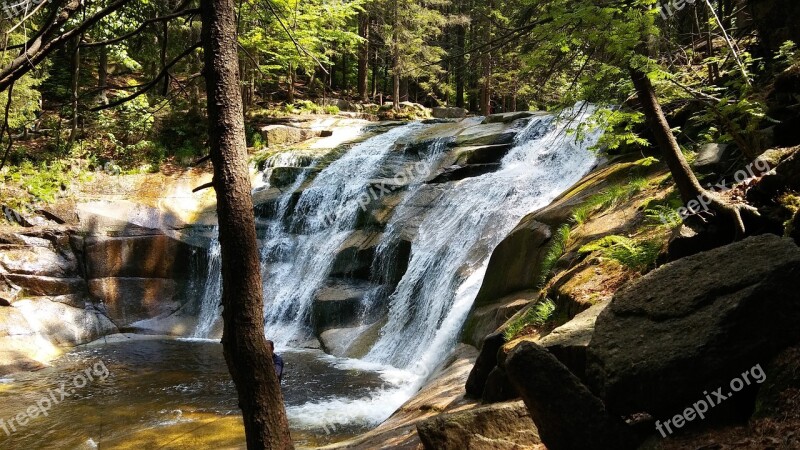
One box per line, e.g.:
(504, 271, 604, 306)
(285, 105, 603, 431)
(261, 122, 429, 346)
(192, 153, 320, 339)
(365, 104, 601, 373)
(191, 233, 221, 338)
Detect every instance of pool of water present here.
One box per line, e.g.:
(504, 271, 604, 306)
(0, 337, 413, 449)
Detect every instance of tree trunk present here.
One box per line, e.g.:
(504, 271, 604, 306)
(629, 66, 757, 236)
(67, 38, 80, 149)
(160, 20, 170, 96)
(98, 45, 108, 105)
(200, 1, 294, 449)
(357, 12, 369, 101)
(455, 22, 466, 108)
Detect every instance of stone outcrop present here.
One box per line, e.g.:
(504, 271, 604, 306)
(482, 111, 543, 124)
(432, 107, 468, 119)
(506, 341, 636, 450)
(472, 220, 552, 307)
(312, 280, 374, 332)
(417, 401, 541, 450)
(586, 235, 800, 419)
(455, 123, 519, 147)
(260, 124, 323, 148)
(537, 299, 609, 381)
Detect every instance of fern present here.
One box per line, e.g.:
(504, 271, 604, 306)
(579, 235, 661, 272)
(536, 224, 571, 289)
(503, 299, 557, 341)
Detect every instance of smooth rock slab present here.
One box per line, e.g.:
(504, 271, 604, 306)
(89, 278, 179, 327)
(586, 234, 800, 419)
(417, 401, 541, 450)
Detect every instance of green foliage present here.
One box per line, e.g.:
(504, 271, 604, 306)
(775, 41, 799, 67)
(642, 191, 684, 228)
(579, 235, 661, 272)
(503, 299, 557, 341)
(536, 224, 571, 289)
(2, 160, 92, 206)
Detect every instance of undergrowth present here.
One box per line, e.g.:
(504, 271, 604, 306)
(536, 224, 571, 289)
(579, 235, 662, 273)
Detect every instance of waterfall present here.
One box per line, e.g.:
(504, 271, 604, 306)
(261, 122, 429, 346)
(191, 232, 222, 338)
(366, 104, 601, 371)
(190, 106, 603, 430)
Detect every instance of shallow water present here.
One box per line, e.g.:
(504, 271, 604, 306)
(0, 338, 399, 449)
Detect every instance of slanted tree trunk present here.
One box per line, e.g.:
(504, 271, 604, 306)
(200, 0, 294, 448)
(629, 67, 758, 236)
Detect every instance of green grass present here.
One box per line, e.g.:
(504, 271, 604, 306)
(536, 224, 571, 289)
(579, 235, 662, 272)
(503, 299, 557, 341)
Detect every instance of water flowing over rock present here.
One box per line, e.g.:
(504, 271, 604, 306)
(187, 107, 602, 430)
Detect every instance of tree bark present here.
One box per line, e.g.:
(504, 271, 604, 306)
(98, 45, 108, 105)
(67, 37, 80, 149)
(161, 20, 170, 96)
(200, 0, 294, 448)
(629, 66, 757, 236)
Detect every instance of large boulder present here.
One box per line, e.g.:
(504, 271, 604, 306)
(417, 401, 541, 450)
(432, 107, 468, 119)
(586, 234, 800, 419)
(3, 274, 87, 297)
(0, 306, 60, 374)
(506, 341, 636, 450)
(537, 299, 609, 381)
(466, 332, 506, 398)
(12, 298, 117, 347)
(472, 219, 551, 307)
(0, 244, 79, 277)
(260, 124, 320, 147)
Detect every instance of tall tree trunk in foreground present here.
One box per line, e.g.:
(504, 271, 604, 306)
(629, 67, 758, 236)
(200, 1, 294, 449)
